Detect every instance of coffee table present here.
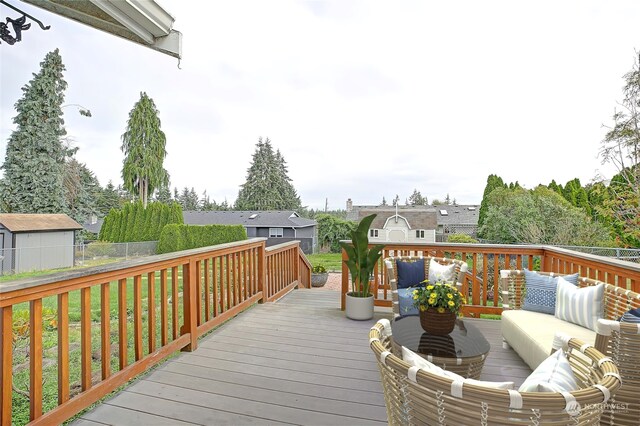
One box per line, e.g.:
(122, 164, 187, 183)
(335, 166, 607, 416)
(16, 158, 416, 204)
(391, 316, 490, 379)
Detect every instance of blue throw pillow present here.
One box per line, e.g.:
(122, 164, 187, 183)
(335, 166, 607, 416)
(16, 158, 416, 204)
(621, 308, 640, 323)
(522, 270, 579, 315)
(396, 259, 425, 289)
(398, 287, 420, 316)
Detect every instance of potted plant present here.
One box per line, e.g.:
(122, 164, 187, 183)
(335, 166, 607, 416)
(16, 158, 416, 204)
(311, 264, 328, 287)
(412, 281, 466, 335)
(339, 214, 385, 320)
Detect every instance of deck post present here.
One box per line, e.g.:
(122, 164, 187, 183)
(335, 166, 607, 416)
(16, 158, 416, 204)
(181, 260, 198, 351)
(0, 306, 12, 426)
(258, 241, 266, 302)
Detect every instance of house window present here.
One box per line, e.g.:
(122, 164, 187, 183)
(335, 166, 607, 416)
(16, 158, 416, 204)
(269, 227, 283, 238)
(370, 229, 379, 238)
(416, 230, 426, 239)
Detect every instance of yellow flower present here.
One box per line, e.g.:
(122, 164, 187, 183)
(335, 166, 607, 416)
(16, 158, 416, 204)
(447, 293, 453, 299)
(437, 307, 446, 313)
(428, 298, 436, 305)
(448, 300, 455, 307)
(413, 289, 419, 295)
(445, 283, 452, 287)
(419, 305, 426, 312)
(430, 292, 437, 298)
(413, 294, 418, 300)
(426, 285, 434, 290)
(458, 291, 464, 296)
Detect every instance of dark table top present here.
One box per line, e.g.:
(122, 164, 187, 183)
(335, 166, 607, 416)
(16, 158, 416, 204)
(392, 315, 490, 359)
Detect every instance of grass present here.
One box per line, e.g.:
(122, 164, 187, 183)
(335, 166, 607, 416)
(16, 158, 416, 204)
(0, 257, 124, 283)
(306, 253, 342, 271)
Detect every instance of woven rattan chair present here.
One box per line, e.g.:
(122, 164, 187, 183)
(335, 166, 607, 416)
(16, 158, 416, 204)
(595, 319, 640, 426)
(385, 256, 468, 317)
(370, 320, 621, 426)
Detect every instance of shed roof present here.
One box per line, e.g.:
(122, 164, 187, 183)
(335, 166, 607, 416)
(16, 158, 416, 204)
(183, 211, 316, 228)
(0, 214, 83, 232)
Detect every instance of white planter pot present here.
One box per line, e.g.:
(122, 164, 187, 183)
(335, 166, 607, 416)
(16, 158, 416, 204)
(345, 292, 374, 320)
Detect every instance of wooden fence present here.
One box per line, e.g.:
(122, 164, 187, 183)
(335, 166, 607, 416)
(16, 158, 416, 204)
(0, 238, 309, 426)
(341, 242, 640, 317)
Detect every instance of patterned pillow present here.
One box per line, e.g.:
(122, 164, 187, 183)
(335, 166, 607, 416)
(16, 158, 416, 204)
(397, 288, 420, 316)
(518, 349, 578, 392)
(522, 270, 579, 314)
(428, 258, 456, 283)
(621, 307, 640, 323)
(555, 278, 604, 331)
(402, 346, 514, 389)
(396, 259, 425, 289)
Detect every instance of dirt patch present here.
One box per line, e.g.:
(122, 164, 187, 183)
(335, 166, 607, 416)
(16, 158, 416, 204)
(313, 273, 341, 291)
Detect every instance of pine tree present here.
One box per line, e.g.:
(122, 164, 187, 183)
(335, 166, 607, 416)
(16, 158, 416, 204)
(445, 193, 451, 205)
(0, 49, 69, 213)
(408, 189, 426, 205)
(121, 92, 169, 208)
(155, 184, 172, 204)
(381, 196, 387, 206)
(235, 137, 302, 210)
(96, 181, 121, 217)
(63, 157, 100, 223)
(478, 174, 506, 236)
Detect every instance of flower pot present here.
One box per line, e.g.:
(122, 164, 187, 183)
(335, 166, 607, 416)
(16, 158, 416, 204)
(311, 272, 328, 287)
(345, 292, 374, 320)
(419, 309, 456, 335)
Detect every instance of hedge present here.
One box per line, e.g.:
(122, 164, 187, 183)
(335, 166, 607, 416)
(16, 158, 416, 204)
(157, 224, 248, 254)
(99, 202, 184, 243)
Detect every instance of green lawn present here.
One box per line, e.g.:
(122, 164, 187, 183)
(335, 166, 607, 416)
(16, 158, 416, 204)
(306, 253, 342, 272)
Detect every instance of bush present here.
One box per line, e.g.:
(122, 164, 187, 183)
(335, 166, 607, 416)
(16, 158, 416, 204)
(312, 264, 327, 273)
(157, 224, 247, 254)
(101, 202, 183, 242)
(447, 234, 479, 244)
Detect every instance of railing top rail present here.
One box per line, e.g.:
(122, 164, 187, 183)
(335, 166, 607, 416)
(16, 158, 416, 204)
(0, 238, 267, 295)
(542, 245, 640, 272)
(339, 240, 547, 252)
(265, 240, 301, 254)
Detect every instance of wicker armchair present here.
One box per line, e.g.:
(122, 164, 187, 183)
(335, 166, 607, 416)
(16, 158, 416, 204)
(595, 319, 640, 426)
(385, 256, 468, 317)
(370, 320, 621, 425)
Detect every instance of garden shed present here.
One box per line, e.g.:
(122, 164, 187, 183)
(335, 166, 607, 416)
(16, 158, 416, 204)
(0, 213, 82, 275)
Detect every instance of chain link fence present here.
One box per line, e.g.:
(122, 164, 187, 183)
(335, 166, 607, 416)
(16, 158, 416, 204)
(0, 241, 158, 277)
(554, 245, 640, 263)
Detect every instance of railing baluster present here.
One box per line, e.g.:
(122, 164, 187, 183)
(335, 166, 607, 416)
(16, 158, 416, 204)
(160, 269, 168, 346)
(133, 275, 142, 361)
(195, 260, 202, 326)
(30, 299, 43, 420)
(148, 272, 156, 354)
(213, 257, 219, 316)
(100, 283, 110, 381)
(204, 258, 211, 321)
(0, 306, 12, 426)
(226, 254, 232, 309)
(58, 292, 70, 403)
(80, 288, 92, 391)
(172, 267, 179, 340)
(118, 278, 128, 369)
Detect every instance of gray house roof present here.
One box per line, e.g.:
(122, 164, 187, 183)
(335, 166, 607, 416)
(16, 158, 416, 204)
(433, 205, 479, 225)
(0, 214, 82, 232)
(183, 211, 316, 228)
(348, 207, 437, 230)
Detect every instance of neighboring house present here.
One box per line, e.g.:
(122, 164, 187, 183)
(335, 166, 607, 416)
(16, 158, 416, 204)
(433, 204, 480, 241)
(82, 214, 104, 237)
(0, 213, 82, 275)
(345, 199, 480, 243)
(183, 211, 318, 254)
(345, 200, 438, 243)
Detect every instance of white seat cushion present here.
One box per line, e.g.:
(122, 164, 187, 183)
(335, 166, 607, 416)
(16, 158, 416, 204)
(501, 309, 596, 370)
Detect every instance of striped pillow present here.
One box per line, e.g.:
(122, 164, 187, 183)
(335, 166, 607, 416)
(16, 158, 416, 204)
(518, 349, 578, 392)
(522, 270, 579, 314)
(621, 308, 640, 323)
(555, 278, 604, 331)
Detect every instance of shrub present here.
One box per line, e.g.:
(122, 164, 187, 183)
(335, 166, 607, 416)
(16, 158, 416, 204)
(101, 202, 183, 243)
(157, 224, 247, 254)
(447, 234, 479, 244)
(312, 265, 327, 273)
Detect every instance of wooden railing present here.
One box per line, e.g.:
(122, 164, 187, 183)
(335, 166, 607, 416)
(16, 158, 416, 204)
(341, 242, 640, 317)
(0, 238, 307, 426)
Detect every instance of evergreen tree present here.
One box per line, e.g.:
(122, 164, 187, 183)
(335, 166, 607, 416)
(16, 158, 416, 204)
(63, 157, 100, 223)
(445, 193, 451, 205)
(408, 189, 427, 206)
(393, 194, 400, 206)
(96, 181, 121, 216)
(154, 184, 172, 204)
(381, 196, 387, 206)
(477, 174, 506, 236)
(235, 137, 302, 210)
(0, 49, 69, 213)
(121, 92, 169, 208)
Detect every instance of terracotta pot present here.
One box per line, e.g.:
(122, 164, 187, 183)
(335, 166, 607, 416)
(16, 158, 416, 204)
(419, 309, 456, 335)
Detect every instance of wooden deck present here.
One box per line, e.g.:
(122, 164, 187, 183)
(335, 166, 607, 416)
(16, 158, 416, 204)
(72, 289, 530, 425)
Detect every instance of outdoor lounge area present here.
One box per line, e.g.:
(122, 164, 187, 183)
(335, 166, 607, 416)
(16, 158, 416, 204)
(1, 239, 640, 425)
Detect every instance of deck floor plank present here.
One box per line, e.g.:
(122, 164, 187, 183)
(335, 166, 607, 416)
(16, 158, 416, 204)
(73, 288, 531, 425)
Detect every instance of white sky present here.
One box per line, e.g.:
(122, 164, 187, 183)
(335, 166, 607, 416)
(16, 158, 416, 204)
(0, 1, 638, 210)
